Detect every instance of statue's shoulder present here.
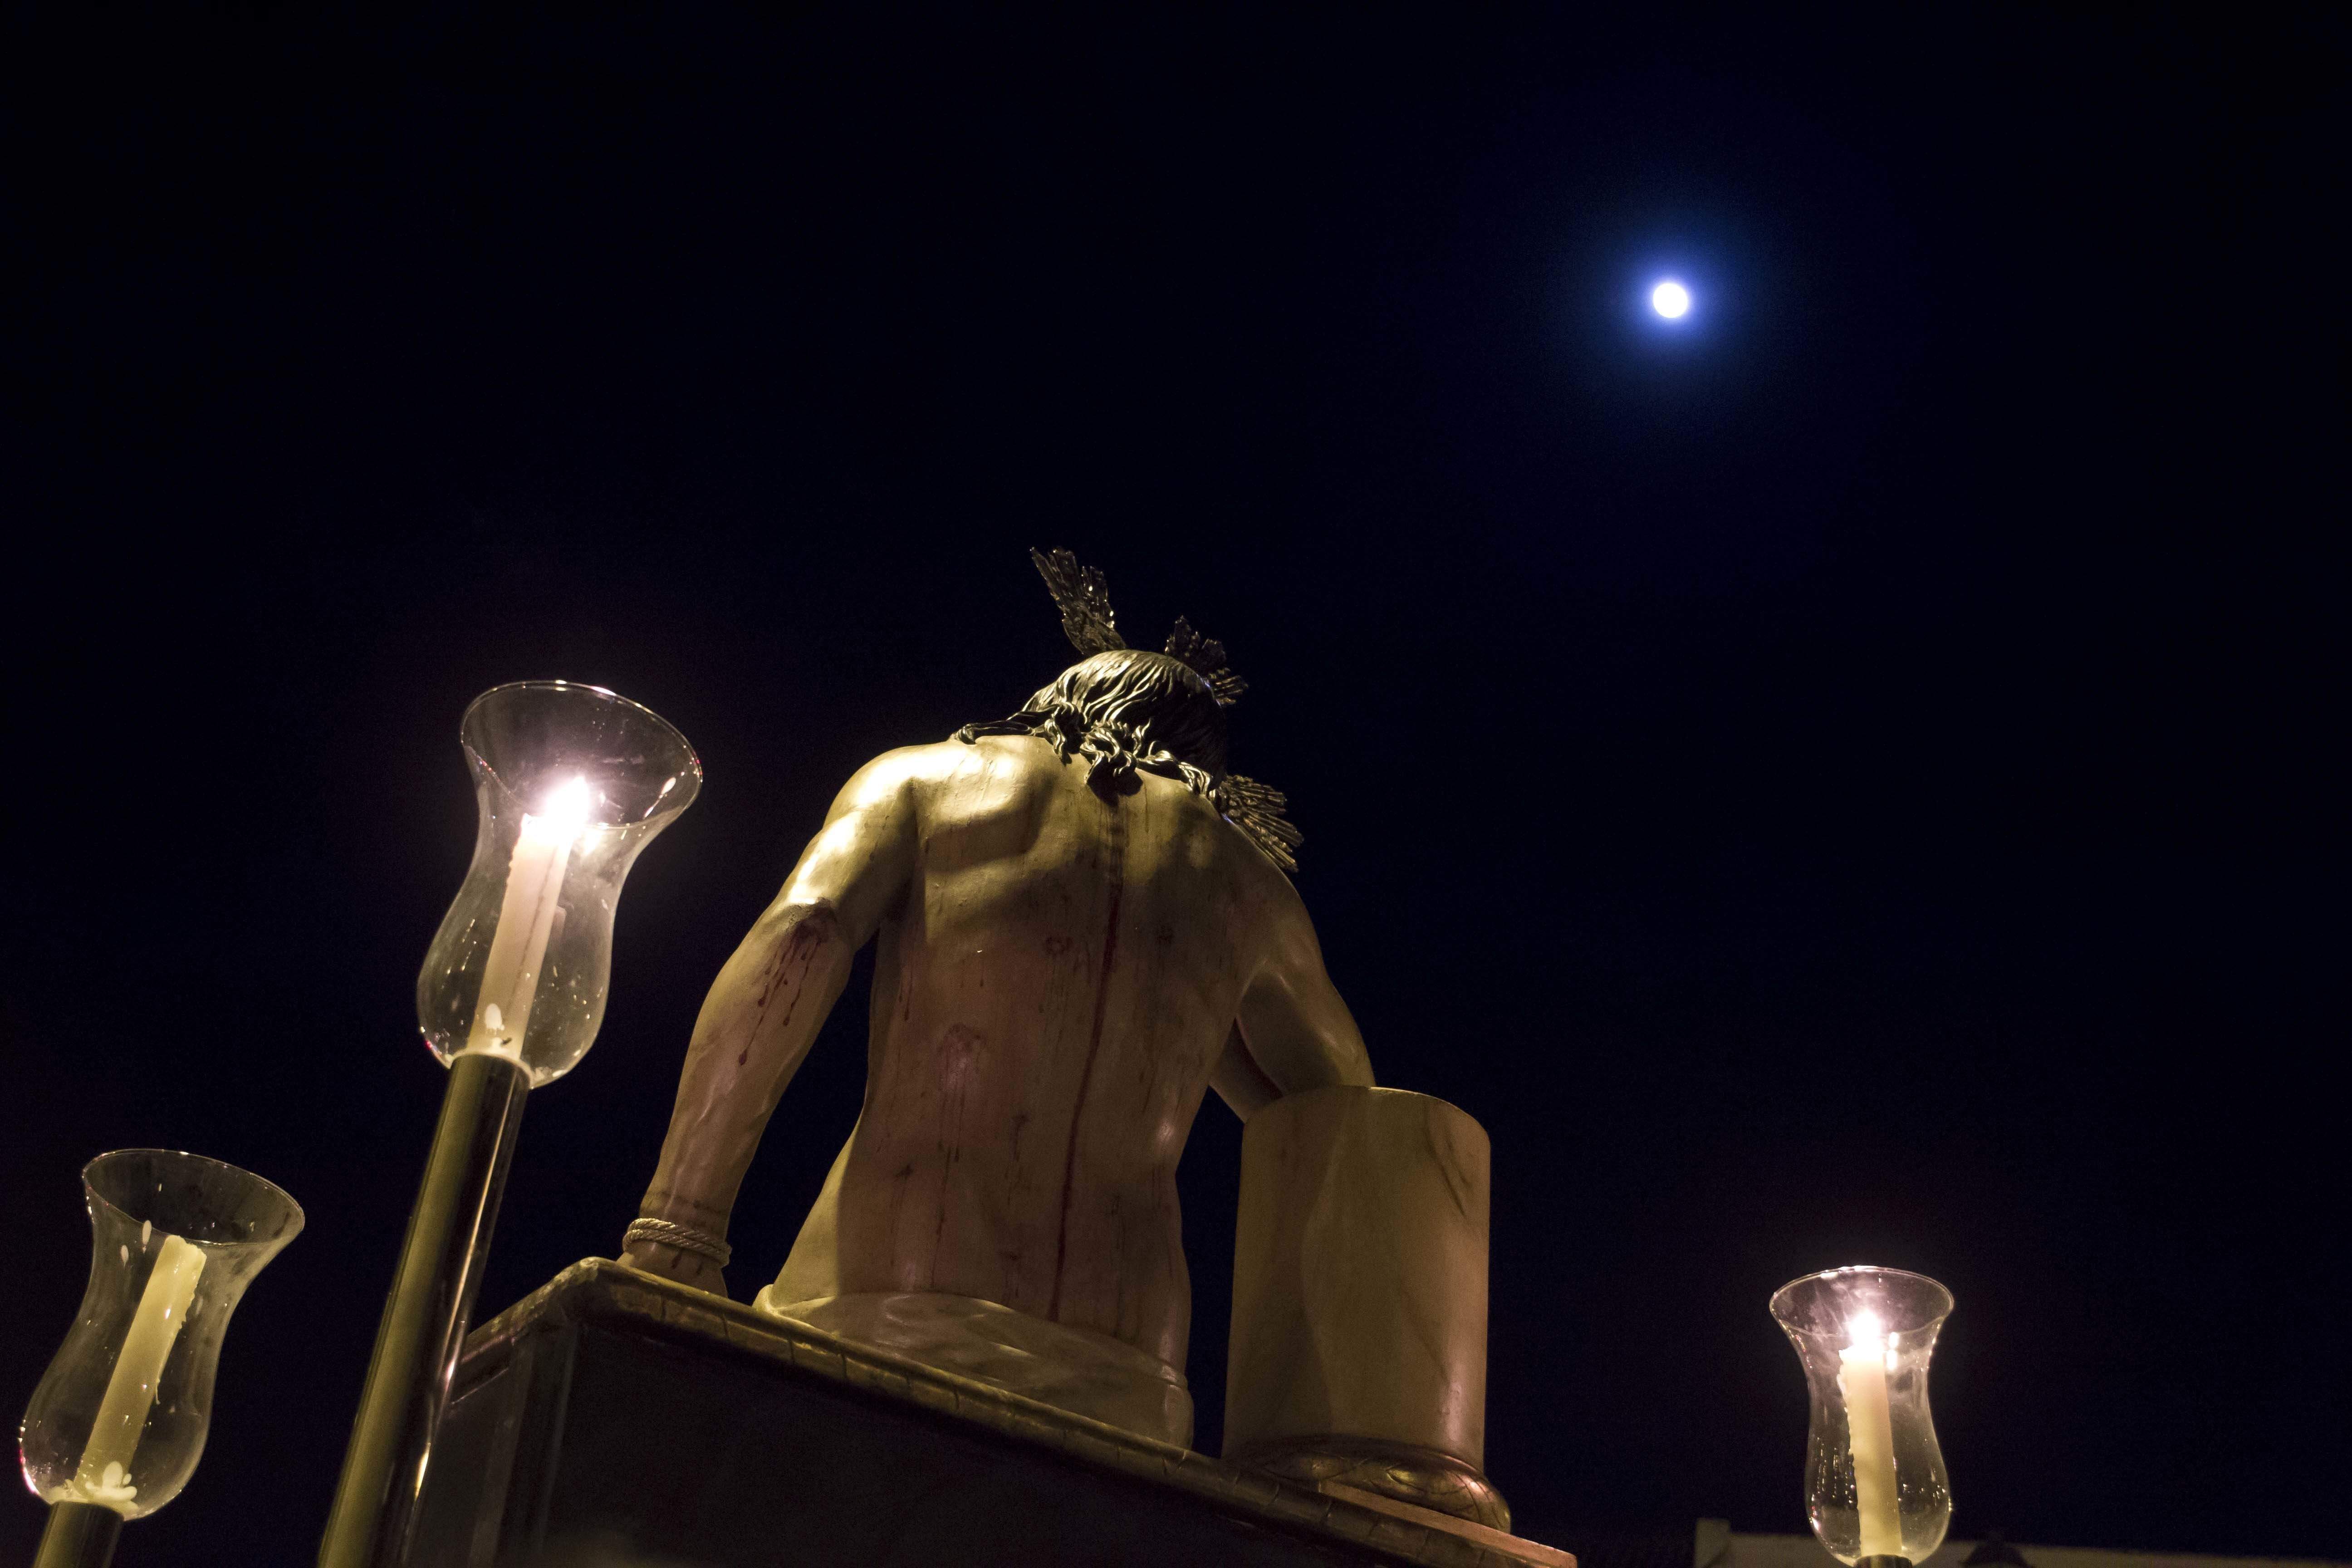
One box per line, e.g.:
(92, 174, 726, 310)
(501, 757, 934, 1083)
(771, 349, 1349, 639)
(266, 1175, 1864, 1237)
(852, 735, 1062, 797)
(823, 741, 974, 818)
(860, 739, 972, 778)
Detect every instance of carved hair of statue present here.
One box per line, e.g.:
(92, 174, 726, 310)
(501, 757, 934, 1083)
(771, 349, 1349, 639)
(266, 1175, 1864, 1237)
(953, 549, 1304, 873)
(965, 647, 1230, 792)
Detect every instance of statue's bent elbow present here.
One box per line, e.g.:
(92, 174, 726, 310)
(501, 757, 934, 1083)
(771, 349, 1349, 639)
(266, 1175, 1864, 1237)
(760, 899, 847, 954)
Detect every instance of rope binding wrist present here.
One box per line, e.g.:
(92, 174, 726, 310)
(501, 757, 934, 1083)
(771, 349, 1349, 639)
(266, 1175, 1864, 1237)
(623, 1216, 732, 1269)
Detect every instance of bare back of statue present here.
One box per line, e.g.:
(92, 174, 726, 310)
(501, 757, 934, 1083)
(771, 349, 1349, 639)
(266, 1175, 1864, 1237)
(624, 552, 1371, 1446)
(774, 731, 1316, 1365)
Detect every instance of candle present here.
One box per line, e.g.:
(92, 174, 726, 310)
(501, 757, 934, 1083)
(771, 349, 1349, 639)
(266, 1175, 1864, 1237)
(1838, 1309, 1903, 1559)
(464, 776, 593, 1058)
(73, 1234, 207, 1506)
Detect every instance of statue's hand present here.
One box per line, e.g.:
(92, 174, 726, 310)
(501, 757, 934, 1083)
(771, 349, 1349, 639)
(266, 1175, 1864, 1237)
(620, 1235, 731, 1299)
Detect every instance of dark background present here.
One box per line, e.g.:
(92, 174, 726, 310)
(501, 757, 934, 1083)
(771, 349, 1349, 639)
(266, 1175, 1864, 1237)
(3, 7, 2340, 1563)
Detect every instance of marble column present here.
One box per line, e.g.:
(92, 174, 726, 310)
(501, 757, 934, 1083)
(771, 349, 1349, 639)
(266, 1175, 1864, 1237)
(1223, 1085, 1507, 1530)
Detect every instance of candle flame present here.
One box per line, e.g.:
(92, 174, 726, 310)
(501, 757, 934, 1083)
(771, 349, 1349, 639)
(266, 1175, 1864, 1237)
(1846, 1309, 1884, 1351)
(523, 775, 595, 843)
(544, 775, 593, 829)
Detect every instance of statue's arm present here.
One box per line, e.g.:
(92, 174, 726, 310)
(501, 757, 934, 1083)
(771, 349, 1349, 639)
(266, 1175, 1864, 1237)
(1218, 882, 1375, 1118)
(625, 751, 920, 1290)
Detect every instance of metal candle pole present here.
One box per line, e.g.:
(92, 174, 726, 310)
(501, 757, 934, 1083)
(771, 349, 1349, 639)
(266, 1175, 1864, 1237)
(315, 1054, 529, 1567)
(315, 681, 700, 1568)
(33, 1503, 123, 1568)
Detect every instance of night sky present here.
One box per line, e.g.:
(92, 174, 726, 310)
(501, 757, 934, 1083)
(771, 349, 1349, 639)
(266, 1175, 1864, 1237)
(4, 10, 2339, 1564)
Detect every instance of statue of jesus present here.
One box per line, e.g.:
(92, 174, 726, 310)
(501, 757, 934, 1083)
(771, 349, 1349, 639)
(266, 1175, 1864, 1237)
(620, 550, 1373, 1447)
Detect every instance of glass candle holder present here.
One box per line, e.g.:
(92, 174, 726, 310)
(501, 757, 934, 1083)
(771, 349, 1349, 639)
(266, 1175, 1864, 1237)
(1769, 1266, 1954, 1566)
(323, 680, 701, 1568)
(20, 1150, 303, 1519)
(416, 680, 702, 1086)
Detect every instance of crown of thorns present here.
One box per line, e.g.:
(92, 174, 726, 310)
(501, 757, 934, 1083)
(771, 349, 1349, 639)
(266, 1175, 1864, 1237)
(1020, 547, 1301, 871)
(1029, 547, 1249, 706)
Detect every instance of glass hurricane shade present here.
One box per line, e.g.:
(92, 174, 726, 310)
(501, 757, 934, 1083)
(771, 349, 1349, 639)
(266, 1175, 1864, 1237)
(1769, 1266, 1954, 1566)
(20, 1151, 303, 1519)
(416, 681, 701, 1087)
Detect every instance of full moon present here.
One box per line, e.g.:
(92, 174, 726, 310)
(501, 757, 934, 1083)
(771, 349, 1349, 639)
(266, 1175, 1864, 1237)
(1651, 279, 1691, 318)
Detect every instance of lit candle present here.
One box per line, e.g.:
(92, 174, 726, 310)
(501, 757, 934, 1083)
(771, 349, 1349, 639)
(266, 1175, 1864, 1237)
(464, 776, 593, 1058)
(72, 1234, 207, 1507)
(1838, 1309, 1903, 1559)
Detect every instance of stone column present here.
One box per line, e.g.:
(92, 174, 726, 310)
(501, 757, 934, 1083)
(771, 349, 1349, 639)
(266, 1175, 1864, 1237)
(1223, 1085, 1506, 1531)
